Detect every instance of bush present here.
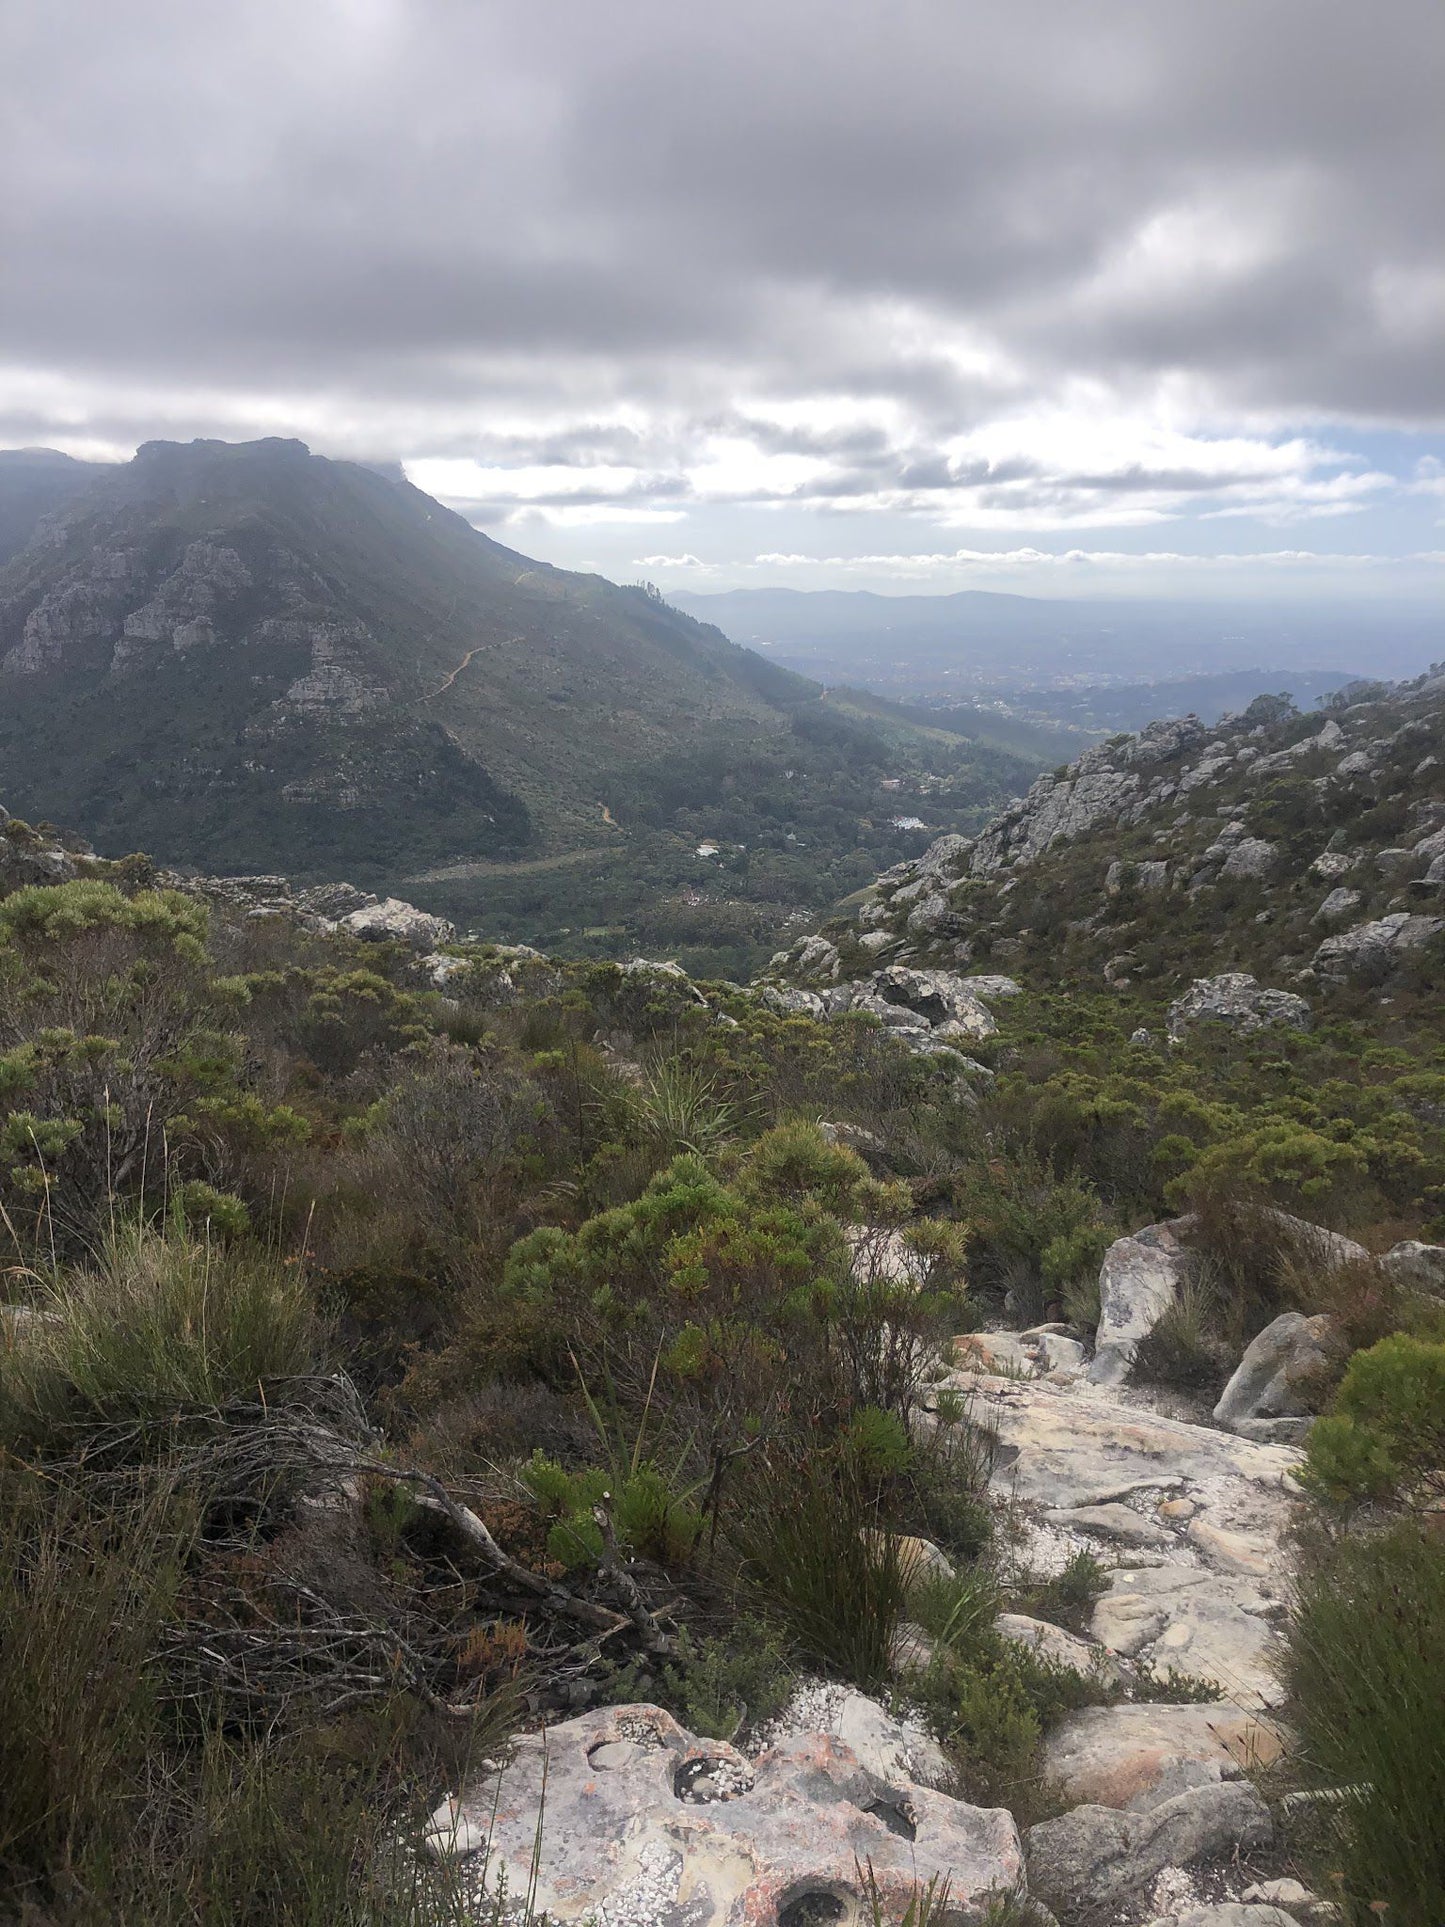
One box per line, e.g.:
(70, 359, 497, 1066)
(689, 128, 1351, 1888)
(1300, 1333, 1445, 1508)
(0, 1224, 317, 1455)
(1282, 1522, 1445, 1924)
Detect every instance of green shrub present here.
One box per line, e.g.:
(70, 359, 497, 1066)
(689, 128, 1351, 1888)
(1301, 1333, 1445, 1508)
(1283, 1522, 1445, 1924)
(1132, 1274, 1232, 1392)
(1008, 1549, 1109, 1634)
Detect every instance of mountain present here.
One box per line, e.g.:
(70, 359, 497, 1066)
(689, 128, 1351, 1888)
(673, 585, 1438, 698)
(0, 437, 821, 878)
(0, 438, 1044, 972)
(0, 447, 109, 566)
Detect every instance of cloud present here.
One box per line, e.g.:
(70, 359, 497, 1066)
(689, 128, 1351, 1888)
(2, 0, 1442, 582)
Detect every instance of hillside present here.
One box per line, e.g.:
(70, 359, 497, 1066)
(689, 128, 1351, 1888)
(0, 439, 1041, 971)
(770, 670, 1445, 1024)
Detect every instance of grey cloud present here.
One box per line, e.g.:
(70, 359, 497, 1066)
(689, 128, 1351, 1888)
(1, 0, 1441, 504)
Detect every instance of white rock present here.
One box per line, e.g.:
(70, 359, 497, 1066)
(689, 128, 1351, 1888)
(424, 1702, 1023, 1925)
(1089, 1220, 1194, 1385)
(1213, 1313, 1335, 1433)
(1166, 974, 1311, 1044)
(340, 897, 456, 948)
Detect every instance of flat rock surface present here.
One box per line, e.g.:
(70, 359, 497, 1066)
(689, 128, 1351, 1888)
(1043, 1704, 1286, 1810)
(426, 1703, 1024, 1924)
(941, 1376, 1301, 1703)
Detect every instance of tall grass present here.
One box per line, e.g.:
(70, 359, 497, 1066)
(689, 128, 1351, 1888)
(732, 1448, 909, 1690)
(1282, 1521, 1445, 1925)
(0, 1216, 506, 1924)
(0, 1221, 317, 1454)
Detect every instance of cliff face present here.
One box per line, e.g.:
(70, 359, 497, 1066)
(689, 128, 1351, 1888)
(0, 438, 819, 880)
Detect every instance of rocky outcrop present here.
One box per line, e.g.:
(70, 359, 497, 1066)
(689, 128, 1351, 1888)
(1213, 1313, 1335, 1436)
(339, 897, 457, 949)
(936, 1372, 1302, 1703)
(970, 751, 1142, 876)
(424, 1702, 1025, 1925)
(1313, 911, 1445, 982)
(762, 958, 1020, 1062)
(1025, 1779, 1271, 1918)
(1166, 974, 1311, 1044)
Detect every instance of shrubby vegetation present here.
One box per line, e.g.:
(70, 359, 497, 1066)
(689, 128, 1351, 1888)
(1, 752, 1443, 1919)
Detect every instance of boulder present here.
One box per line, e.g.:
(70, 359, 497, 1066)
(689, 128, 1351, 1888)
(794, 935, 841, 982)
(1241, 1877, 1333, 1918)
(1380, 1239, 1445, 1294)
(1334, 750, 1376, 780)
(1313, 911, 1445, 983)
(952, 1330, 1037, 1377)
(1308, 851, 1354, 881)
(1025, 1780, 1271, 1917)
(1043, 1703, 1285, 1810)
(1145, 1908, 1304, 1927)
(904, 890, 955, 936)
(1089, 1220, 1194, 1386)
(1213, 1313, 1335, 1433)
(996, 1612, 1118, 1678)
(759, 985, 827, 1019)
(340, 897, 456, 949)
(1218, 837, 1278, 882)
(1166, 974, 1311, 1044)
(425, 1703, 1023, 1924)
(1313, 886, 1362, 923)
(1035, 1331, 1087, 1376)
(1107, 858, 1170, 893)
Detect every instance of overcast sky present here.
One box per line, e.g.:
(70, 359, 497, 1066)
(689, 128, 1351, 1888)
(4, 0, 1443, 598)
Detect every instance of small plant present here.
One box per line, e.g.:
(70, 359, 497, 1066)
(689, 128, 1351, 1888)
(1300, 1332, 1445, 1509)
(0, 1222, 317, 1456)
(635, 1059, 740, 1159)
(1009, 1550, 1108, 1634)
(1132, 1272, 1232, 1392)
(855, 1857, 953, 1927)
(732, 1446, 910, 1691)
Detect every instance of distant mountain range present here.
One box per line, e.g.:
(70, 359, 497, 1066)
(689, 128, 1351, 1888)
(0, 439, 823, 878)
(672, 586, 1439, 697)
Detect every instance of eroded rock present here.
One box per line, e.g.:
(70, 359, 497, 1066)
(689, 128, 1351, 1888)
(426, 1703, 1024, 1924)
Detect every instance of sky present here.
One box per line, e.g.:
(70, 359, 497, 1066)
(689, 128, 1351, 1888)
(3, 0, 1443, 601)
